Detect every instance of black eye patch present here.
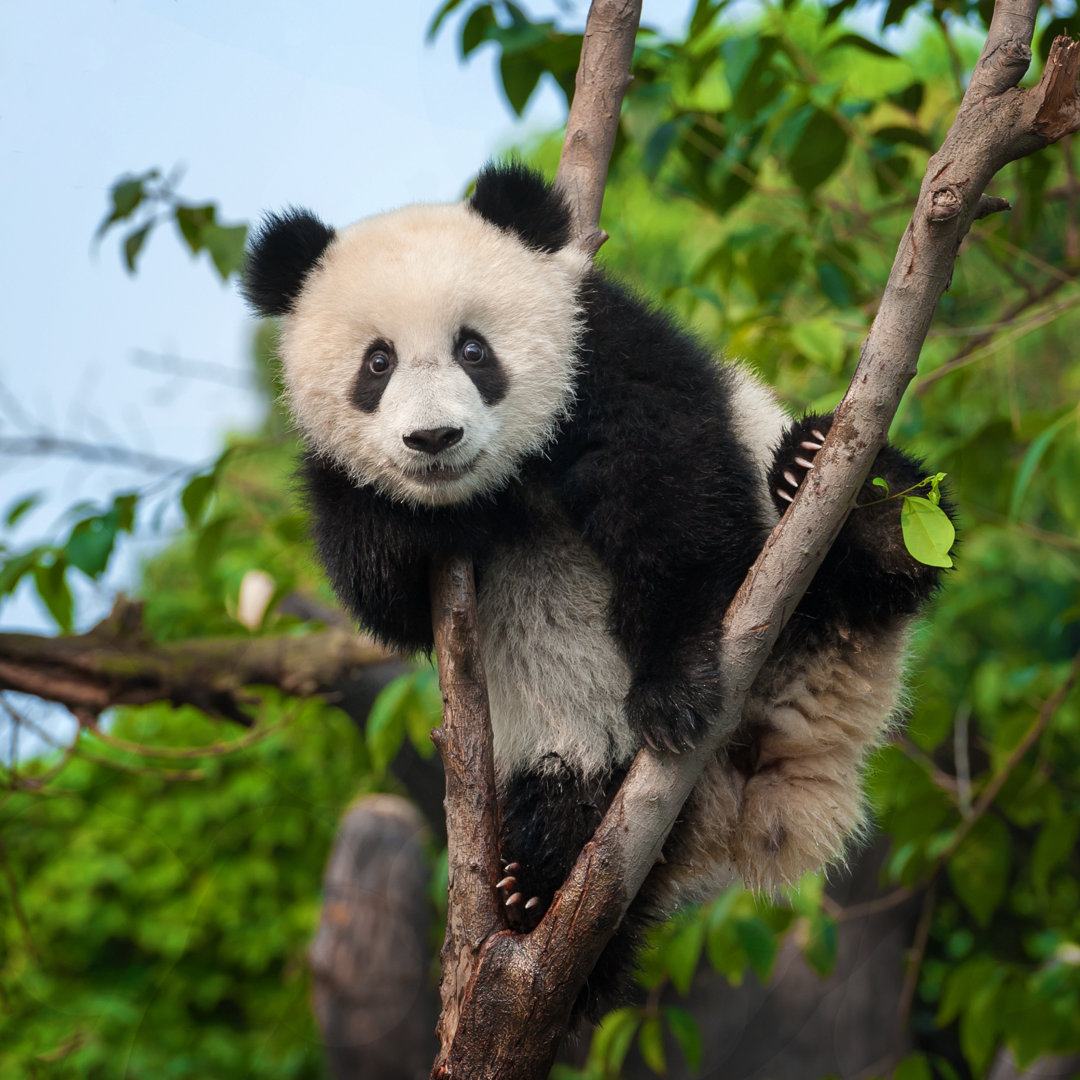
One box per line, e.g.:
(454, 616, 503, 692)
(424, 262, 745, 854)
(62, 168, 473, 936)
(454, 328, 508, 406)
(350, 339, 396, 413)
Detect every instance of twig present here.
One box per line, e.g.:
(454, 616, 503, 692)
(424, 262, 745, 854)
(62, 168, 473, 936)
(0, 435, 189, 474)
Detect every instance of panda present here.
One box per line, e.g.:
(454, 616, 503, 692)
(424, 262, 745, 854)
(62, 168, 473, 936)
(243, 162, 949, 1006)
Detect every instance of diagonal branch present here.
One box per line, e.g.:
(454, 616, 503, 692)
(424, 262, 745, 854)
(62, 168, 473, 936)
(428, 3, 1080, 1078)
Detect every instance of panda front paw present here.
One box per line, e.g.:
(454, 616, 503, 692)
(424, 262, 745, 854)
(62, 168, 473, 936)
(496, 860, 545, 932)
(769, 415, 832, 514)
(624, 674, 723, 753)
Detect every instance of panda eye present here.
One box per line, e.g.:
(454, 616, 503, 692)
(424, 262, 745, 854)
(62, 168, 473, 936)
(461, 340, 485, 364)
(368, 352, 390, 374)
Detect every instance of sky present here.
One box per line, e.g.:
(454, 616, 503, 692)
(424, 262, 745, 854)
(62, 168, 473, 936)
(0, 0, 691, 755)
(0, 0, 695, 636)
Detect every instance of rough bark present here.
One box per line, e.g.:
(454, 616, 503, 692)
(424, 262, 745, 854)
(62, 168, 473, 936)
(426, 2, 1080, 1077)
(0, 596, 393, 725)
(311, 795, 437, 1080)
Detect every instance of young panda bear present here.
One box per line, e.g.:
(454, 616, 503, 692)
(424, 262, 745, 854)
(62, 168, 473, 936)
(244, 163, 948, 1003)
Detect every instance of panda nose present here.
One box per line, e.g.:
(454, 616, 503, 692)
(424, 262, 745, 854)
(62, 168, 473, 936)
(403, 427, 464, 454)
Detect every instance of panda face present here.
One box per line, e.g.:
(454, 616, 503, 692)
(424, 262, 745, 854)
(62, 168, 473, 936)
(277, 202, 587, 507)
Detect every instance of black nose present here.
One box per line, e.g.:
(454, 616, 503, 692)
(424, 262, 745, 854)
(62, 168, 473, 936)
(403, 426, 464, 454)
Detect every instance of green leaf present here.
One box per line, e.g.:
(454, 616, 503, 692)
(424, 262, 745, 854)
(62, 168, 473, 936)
(460, 3, 496, 56)
(404, 668, 443, 758)
(947, 814, 1011, 928)
(901, 496, 955, 568)
(499, 51, 543, 115)
(426, 0, 465, 41)
(123, 222, 153, 273)
(4, 492, 43, 528)
(66, 513, 119, 579)
(96, 171, 156, 238)
(1031, 815, 1079, 893)
(872, 477, 890, 495)
(789, 109, 848, 194)
(194, 515, 231, 577)
(637, 1016, 666, 1075)
(175, 203, 216, 254)
(663, 1006, 702, 1073)
(892, 1053, 933, 1080)
(113, 493, 138, 533)
(202, 223, 248, 279)
(789, 316, 846, 371)
(802, 910, 838, 977)
(34, 554, 74, 633)
(588, 1006, 640, 1077)
(733, 915, 778, 981)
(830, 32, 897, 58)
(0, 548, 44, 597)
(664, 915, 706, 994)
(181, 471, 218, 527)
(366, 674, 413, 773)
(1009, 409, 1076, 519)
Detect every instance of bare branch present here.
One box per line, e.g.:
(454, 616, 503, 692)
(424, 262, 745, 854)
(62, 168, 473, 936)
(0, 597, 393, 725)
(0, 435, 189, 474)
(556, 0, 643, 254)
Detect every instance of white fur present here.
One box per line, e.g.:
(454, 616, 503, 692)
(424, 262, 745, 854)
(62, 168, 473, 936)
(725, 364, 790, 527)
(278, 202, 589, 507)
(477, 491, 636, 781)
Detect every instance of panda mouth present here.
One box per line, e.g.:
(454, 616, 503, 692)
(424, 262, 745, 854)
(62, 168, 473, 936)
(412, 455, 480, 483)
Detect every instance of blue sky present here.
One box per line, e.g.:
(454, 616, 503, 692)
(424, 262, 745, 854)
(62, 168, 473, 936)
(0, 0, 692, 641)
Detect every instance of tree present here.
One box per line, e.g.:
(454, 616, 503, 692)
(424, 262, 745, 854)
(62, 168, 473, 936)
(2, 1, 1080, 1078)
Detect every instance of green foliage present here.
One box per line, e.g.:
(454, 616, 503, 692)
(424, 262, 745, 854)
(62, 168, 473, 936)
(0, 694, 377, 1079)
(97, 169, 248, 279)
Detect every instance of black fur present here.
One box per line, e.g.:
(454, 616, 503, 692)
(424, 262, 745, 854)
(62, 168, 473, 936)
(454, 328, 508, 406)
(242, 208, 335, 317)
(350, 339, 397, 413)
(469, 161, 573, 253)
(769, 414, 951, 644)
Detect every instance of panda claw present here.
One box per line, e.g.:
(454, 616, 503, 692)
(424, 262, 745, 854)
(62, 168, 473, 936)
(506, 892, 523, 907)
(504, 862, 520, 873)
(811, 428, 827, 442)
(794, 456, 814, 469)
(524, 897, 540, 910)
(497, 876, 516, 890)
(777, 487, 794, 503)
(783, 469, 799, 488)
(800, 440, 823, 451)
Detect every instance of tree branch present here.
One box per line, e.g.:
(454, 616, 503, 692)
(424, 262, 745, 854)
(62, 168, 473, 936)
(0, 597, 393, 726)
(428, 3, 1080, 1077)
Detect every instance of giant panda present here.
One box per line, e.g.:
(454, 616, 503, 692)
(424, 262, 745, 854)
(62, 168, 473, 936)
(243, 162, 949, 1006)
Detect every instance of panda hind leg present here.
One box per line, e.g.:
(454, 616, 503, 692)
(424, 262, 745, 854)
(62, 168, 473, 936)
(498, 758, 625, 933)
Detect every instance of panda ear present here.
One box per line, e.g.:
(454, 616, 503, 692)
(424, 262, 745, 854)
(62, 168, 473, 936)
(241, 208, 336, 317)
(469, 162, 572, 254)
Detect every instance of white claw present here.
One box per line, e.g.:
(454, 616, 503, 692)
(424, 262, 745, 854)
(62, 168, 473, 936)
(811, 429, 827, 442)
(783, 469, 799, 487)
(524, 897, 540, 910)
(496, 876, 516, 890)
(800, 440, 823, 451)
(506, 892, 523, 906)
(794, 456, 814, 469)
(504, 862, 520, 873)
(777, 487, 794, 503)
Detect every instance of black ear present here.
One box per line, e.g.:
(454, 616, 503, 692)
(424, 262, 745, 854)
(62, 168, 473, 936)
(469, 162, 572, 254)
(241, 208, 336, 317)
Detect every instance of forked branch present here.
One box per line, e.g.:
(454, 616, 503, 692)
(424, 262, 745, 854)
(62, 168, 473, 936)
(428, 3, 1080, 1077)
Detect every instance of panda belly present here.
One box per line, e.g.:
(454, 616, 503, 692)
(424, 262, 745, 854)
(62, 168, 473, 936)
(476, 495, 637, 782)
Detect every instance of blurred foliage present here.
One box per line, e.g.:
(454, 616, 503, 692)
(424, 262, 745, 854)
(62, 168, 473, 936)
(3, 0, 1080, 1077)
(0, 694, 372, 1079)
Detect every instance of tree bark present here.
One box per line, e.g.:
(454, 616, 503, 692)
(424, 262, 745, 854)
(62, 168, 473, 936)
(0, 597, 392, 726)
(311, 794, 437, 1080)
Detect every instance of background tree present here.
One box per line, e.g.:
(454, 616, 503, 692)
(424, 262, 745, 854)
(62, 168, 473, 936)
(2, 1, 1080, 1078)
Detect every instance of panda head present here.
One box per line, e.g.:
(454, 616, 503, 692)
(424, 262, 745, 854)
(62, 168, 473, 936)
(243, 163, 588, 507)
